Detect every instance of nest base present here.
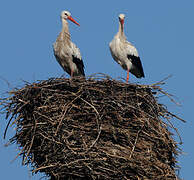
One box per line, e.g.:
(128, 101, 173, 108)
(2, 76, 181, 180)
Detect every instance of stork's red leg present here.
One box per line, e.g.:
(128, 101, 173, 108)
(126, 69, 129, 83)
(71, 70, 74, 77)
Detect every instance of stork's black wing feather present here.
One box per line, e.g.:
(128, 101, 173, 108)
(127, 54, 145, 78)
(72, 55, 85, 76)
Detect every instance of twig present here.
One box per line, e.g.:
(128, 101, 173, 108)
(55, 93, 82, 136)
(129, 125, 144, 159)
(11, 145, 27, 163)
(79, 97, 102, 151)
(32, 163, 58, 173)
(23, 118, 37, 163)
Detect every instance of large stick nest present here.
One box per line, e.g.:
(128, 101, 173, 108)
(1, 75, 184, 180)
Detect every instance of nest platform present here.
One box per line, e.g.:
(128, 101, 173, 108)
(1, 75, 184, 180)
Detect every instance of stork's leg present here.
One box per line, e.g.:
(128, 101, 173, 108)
(71, 70, 74, 78)
(126, 69, 129, 83)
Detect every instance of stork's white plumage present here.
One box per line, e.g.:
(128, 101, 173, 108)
(53, 11, 85, 77)
(109, 14, 144, 82)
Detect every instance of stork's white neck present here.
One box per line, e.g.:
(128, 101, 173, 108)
(118, 21, 125, 39)
(61, 19, 71, 40)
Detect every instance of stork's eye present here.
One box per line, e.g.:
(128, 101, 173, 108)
(64, 13, 68, 16)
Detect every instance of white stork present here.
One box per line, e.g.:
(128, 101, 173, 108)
(109, 14, 144, 82)
(53, 11, 85, 77)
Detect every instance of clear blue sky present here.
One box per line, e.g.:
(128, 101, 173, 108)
(0, 0, 193, 179)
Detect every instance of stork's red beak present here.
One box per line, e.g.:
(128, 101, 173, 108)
(120, 19, 124, 26)
(68, 16, 80, 26)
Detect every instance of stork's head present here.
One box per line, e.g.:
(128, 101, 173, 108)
(118, 14, 125, 26)
(60, 10, 80, 26)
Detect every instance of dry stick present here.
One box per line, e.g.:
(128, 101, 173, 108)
(167, 111, 186, 123)
(129, 125, 144, 159)
(79, 97, 102, 151)
(151, 75, 172, 86)
(23, 135, 35, 164)
(158, 88, 181, 106)
(142, 75, 182, 107)
(165, 117, 183, 145)
(65, 158, 90, 167)
(54, 106, 69, 136)
(54, 93, 82, 136)
(35, 111, 55, 125)
(10, 114, 22, 127)
(4, 99, 29, 139)
(32, 163, 59, 173)
(23, 118, 38, 163)
(88, 73, 112, 81)
(139, 74, 172, 89)
(4, 115, 14, 139)
(11, 144, 27, 163)
(63, 137, 77, 154)
(39, 132, 63, 145)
